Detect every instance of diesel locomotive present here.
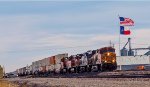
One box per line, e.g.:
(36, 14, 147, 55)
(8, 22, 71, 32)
(60, 46, 117, 73)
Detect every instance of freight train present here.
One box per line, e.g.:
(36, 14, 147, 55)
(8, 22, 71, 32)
(17, 46, 117, 77)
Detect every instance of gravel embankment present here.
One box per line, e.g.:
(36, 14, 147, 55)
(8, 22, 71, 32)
(7, 78, 150, 87)
(6, 71, 150, 87)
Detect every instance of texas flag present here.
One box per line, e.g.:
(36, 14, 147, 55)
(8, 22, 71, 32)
(119, 17, 134, 26)
(120, 26, 131, 35)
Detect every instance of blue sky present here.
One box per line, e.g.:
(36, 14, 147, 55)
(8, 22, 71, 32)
(0, 1, 150, 72)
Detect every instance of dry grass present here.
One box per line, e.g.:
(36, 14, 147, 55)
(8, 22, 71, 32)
(0, 79, 18, 87)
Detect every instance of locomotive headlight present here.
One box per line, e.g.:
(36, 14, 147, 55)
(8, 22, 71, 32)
(112, 59, 115, 63)
(107, 53, 110, 56)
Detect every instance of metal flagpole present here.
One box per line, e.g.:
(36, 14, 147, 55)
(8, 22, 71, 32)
(118, 15, 122, 70)
(119, 33, 121, 56)
(118, 15, 121, 56)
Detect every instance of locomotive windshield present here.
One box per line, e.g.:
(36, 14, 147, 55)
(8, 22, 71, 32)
(100, 47, 115, 54)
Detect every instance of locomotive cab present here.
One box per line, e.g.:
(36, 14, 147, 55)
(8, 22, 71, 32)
(100, 47, 117, 71)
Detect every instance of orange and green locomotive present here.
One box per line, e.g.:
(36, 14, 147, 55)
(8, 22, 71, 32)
(100, 47, 117, 71)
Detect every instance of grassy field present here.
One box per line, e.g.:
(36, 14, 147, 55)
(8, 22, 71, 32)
(0, 79, 18, 87)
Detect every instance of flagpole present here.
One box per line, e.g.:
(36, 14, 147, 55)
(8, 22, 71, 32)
(118, 15, 121, 56)
(118, 15, 122, 70)
(119, 31, 121, 56)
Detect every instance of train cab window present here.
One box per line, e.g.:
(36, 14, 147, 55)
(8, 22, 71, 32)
(100, 49, 107, 54)
(100, 47, 115, 54)
(108, 48, 115, 52)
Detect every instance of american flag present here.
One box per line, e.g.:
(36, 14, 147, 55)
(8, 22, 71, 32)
(119, 17, 134, 26)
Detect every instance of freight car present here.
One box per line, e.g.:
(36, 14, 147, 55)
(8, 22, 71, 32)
(17, 47, 117, 77)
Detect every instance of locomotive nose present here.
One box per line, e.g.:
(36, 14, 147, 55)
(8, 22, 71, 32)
(103, 52, 116, 63)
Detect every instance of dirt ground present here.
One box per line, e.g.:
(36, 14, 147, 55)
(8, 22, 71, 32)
(6, 77, 150, 87)
(4, 71, 150, 87)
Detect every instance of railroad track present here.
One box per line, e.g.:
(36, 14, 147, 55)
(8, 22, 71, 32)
(30, 70, 150, 78)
